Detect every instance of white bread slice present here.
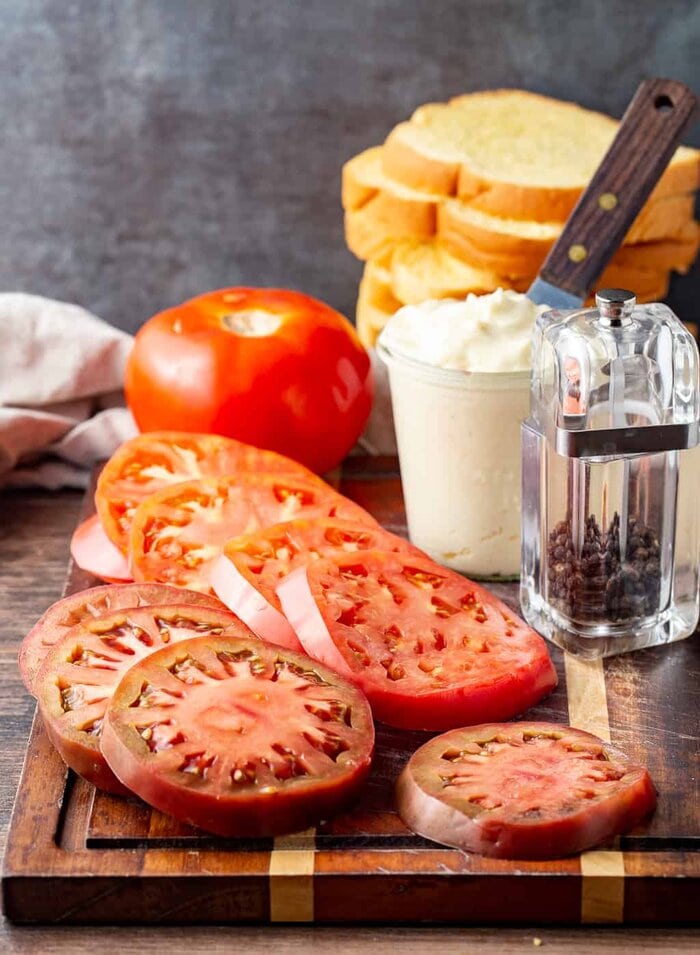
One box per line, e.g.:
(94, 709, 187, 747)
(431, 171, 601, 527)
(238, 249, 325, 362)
(389, 240, 527, 304)
(438, 194, 697, 258)
(440, 211, 699, 278)
(387, 240, 669, 307)
(342, 148, 436, 259)
(342, 146, 435, 211)
(343, 145, 697, 265)
(613, 224, 699, 272)
(345, 203, 433, 261)
(382, 90, 700, 221)
(356, 260, 403, 349)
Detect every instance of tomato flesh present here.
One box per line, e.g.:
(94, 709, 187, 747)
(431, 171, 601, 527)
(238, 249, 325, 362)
(277, 550, 557, 730)
(19, 583, 226, 695)
(129, 474, 377, 594)
(95, 431, 323, 553)
(396, 722, 657, 858)
(70, 515, 132, 583)
(211, 518, 422, 651)
(36, 605, 247, 793)
(101, 634, 374, 836)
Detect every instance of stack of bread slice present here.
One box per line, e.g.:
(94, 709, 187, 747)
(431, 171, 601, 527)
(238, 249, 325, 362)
(342, 90, 700, 347)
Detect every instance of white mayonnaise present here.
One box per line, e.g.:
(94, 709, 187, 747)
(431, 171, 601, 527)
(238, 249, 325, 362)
(380, 289, 545, 372)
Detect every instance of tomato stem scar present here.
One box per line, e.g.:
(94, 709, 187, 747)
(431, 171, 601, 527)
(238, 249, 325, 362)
(221, 310, 283, 337)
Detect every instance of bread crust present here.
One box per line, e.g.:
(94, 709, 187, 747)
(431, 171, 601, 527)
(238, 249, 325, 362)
(441, 222, 698, 279)
(378, 90, 700, 222)
(383, 123, 461, 196)
(356, 261, 402, 348)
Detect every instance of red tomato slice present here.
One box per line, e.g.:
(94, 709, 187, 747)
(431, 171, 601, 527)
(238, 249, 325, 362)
(101, 633, 374, 836)
(277, 550, 557, 730)
(129, 475, 377, 594)
(36, 605, 247, 793)
(396, 722, 657, 859)
(210, 518, 423, 651)
(70, 515, 133, 583)
(95, 431, 325, 553)
(19, 583, 226, 695)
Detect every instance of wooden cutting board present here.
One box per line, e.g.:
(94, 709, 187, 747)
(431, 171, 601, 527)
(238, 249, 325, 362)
(3, 457, 698, 925)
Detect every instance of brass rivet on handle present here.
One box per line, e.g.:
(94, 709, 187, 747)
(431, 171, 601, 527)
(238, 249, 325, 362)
(598, 192, 618, 211)
(568, 244, 588, 263)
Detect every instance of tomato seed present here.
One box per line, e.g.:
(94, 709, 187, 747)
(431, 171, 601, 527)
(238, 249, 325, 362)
(430, 596, 460, 618)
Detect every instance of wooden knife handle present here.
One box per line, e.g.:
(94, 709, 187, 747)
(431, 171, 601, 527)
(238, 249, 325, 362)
(539, 78, 698, 299)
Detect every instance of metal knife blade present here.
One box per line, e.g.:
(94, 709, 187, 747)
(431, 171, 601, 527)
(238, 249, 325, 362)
(527, 277, 583, 310)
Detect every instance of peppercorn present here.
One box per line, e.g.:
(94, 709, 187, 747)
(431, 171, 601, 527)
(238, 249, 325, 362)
(546, 512, 661, 622)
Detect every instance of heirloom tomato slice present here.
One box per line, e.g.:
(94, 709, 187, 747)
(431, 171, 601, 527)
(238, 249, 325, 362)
(211, 518, 423, 651)
(70, 515, 132, 583)
(20, 582, 225, 695)
(36, 605, 247, 793)
(277, 550, 557, 731)
(129, 474, 377, 594)
(95, 431, 323, 553)
(101, 634, 374, 836)
(396, 722, 657, 859)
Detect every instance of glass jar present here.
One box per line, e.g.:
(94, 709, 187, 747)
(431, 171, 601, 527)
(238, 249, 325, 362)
(378, 340, 529, 579)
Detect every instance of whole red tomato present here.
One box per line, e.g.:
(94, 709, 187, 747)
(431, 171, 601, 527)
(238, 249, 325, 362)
(125, 288, 374, 473)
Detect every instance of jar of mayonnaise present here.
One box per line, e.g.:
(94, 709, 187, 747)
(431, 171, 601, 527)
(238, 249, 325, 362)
(377, 289, 547, 579)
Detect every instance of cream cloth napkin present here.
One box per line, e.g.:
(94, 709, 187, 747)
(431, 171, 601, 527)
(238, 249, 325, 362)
(0, 293, 138, 489)
(357, 349, 397, 457)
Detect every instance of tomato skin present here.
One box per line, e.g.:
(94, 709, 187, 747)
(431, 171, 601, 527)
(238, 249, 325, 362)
(36, 605, 248, 793)
(95, 430, 324, 553)
(397, 723, 657, 859)
(19, 582, 226, 695)
(277, 551, 557, 731)
(210, 553, 302, 651)
(70, 515, 133, 583)
(101, 634, 375, 836)
(211, 518, 423, 651)
(125, 289, 374, 474)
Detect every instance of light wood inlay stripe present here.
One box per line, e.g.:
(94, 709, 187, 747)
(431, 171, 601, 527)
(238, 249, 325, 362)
(268, 828, 315, 922)
(564, 654, 611, 743)
(564, 653, 625, 924)
(579, 849, 626, 923)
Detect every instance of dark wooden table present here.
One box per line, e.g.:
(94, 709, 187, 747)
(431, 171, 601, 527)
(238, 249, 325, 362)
(0, 486, 697, 953)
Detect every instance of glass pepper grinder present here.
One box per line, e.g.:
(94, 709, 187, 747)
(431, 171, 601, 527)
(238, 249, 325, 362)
(520, 288, 700, 658)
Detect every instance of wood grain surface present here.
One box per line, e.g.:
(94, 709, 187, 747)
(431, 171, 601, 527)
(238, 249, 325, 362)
(0, 474, 698, 950)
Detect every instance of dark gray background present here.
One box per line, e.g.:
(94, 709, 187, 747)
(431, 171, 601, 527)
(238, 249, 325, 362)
(0, 0, 699, 333)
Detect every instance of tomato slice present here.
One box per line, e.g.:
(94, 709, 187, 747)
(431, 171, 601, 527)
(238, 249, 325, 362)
(19, 583, 226, 695)
(95, 431, 325, 553)
(101, 634, 374, 836)
(70, 515, 133, 583)
(277, 550, 557, 730)
(210, 518, 423, 651)
(396, 722, 657, 859)
(129, 474, 378, 594)
(36, 605, 247, 793)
